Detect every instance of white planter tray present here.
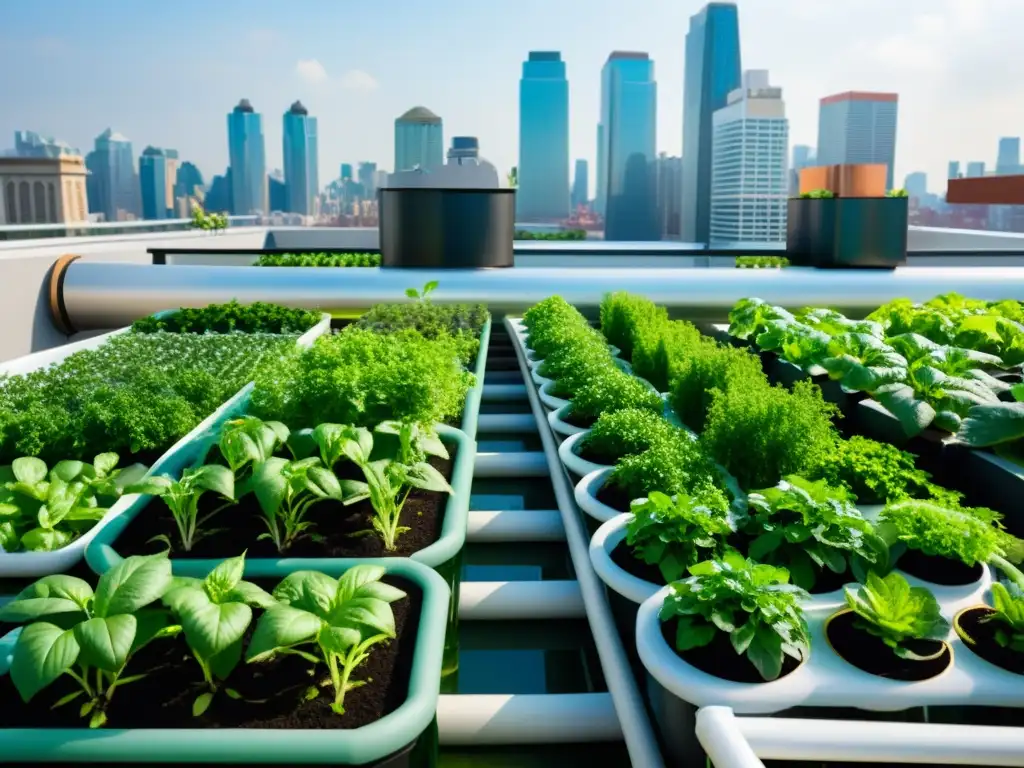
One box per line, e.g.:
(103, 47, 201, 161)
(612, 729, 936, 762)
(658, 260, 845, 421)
(548, 401, 589, 438)
(635, 566, 1012, 715)
(590, 513, 661, 606)
(558, 430, 611, 478)
(575, 468, 623, 523)
(0, 313, 330, 577)
(538, 380, 570, 411)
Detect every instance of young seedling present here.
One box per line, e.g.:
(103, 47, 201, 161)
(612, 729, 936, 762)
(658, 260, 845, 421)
(249, 457, 344, 552)
(844, 571, 950, 659)
(0, 553, 181, 728)
(218, 417, 289, 478)
(246, 565, 406, 715)
(144, 465, 236, 552)
(161, 552, 277, 716)
(404, 280, 438, 302)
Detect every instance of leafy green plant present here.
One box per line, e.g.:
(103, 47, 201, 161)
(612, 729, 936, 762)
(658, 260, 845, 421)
(626, 491, 735, 583)
(249, 457, 345, 552)
(844, 571, 949, 659)
(131, 301, 322, 335)
(161, 553, 277, 715)
(190, 203, 228, 232)
(701, 380, 839, 491)
(956, 383, 1024, 464)
(0, 553, 181, 728)
(599, 292, 668, 362)
(577, 409, 675, 464)
(565, 368, 663, 424)
(405, 281, 438, 302)
(745, 476, 888, 591)
(630, 318, 705, 393)
(659, 552, 811, 681)
(354, 301, 489, 366)
(798, 189, 835, 199)
(254, 252, 381, 267)
(217, 416, 290, 477)
(246, 565, 406, 715)
(886, 188, 910, 198)
(144, 464, 237, 552)
(735, 256, 790, 268)
(0, 453, 149, 553)
(983, 582, 1024, 653)
(668, 339, 768, 433)
(522, 296, 592, 358)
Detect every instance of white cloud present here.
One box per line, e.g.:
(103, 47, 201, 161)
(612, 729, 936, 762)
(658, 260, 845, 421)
(295, 59, 329, 84)
(339, 69, 379, 92)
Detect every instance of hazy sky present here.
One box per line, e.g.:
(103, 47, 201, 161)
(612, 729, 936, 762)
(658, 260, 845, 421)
(2, 0, 1022, 196)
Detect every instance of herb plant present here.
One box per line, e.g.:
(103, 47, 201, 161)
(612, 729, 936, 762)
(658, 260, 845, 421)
(844, 571, 949, 659)
(130, 301, 321, 335)
(577, 409, 675, 464)
(668, 339, 768, 433)
(983, 582, 1024, 653)
(254, 252, 381, 267)
(606, 435, 731, 509)
(565, 368, 663, 424)
(217, 416, 290, 477)
(0, 553, 181, 728)
(626, 491, 735, 583)
(631, 319, 704, 393)
(659, 552, 811, 681)
(599, 292, 668, 361)
(522, 296, 591, 356)
(250, 457, 345, 552)
(246, 565, 406, 715)
(144, 465, 237, 552)
(735, 256, 790, 268)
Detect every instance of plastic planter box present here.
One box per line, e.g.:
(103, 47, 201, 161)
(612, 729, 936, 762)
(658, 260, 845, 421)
(0, 558, 449, 766)
(0, 314, 330, 578)
(457, 316, 492, 441)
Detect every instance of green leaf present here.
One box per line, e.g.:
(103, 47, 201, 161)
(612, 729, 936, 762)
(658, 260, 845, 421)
(10, 622, 80, 702)
(130, 608, 179, 654)
(250, 458, 288, 518)
(305, 466, 343, 500)
(746, 624, 785, 681)
(19, 528, 73, 552)
(193, 464, 235, 500)
(204, 553, 246, 599)
(405, 288, 419, 299)
(226, 581, 278, 610)
(336, 565, 390, 603)
(674, 616, 717, 651)
(74, 615, 137, 672)
(193, 691, 214, 717)
(404, 462, 453, 494)
(93, 453, 120, 478)
(12, 574, 94, 610)
(246, 605, 323, 661)
(176, 589, 252, 660)
(12, 457, 48, 486)
(207, 636, 243, 681)
(874, 384, 936, 437)
(273, 571, 338, 617)
(52, 460, 88, 483)
(93, 553, 173, 618)
(956, 402, 1024, 448)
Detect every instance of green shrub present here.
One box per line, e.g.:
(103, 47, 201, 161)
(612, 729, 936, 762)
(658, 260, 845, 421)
(632, 319, 704, 393)
(700, 380, 839, 490)
(523, 296, 590, 356)
(131, 301, 321, 335)
(599, 292, 667, 361)
(354, 302, 489, 365)
(606, 434, 725, 504)
(668, 339, 767, 433)
(578, 408, 676, 464)
(567, 368, 663, 424)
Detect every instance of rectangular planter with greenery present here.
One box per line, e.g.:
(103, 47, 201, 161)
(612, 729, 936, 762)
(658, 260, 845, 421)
(0, 555, 449, 766)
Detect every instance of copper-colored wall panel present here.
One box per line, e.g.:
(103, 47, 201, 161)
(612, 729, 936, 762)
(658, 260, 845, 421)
(947, 175, 1024, 205)
(798, 164, 888, 197)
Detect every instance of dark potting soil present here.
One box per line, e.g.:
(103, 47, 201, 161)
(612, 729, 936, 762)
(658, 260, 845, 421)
(573, 438, 618, 467)
(661, 618, 803, 684)
(0, 576, 421, 732)
(595, 482, 633, 514)
(896, 548, 983, 586)
(956, 607, 1024, 676)
(807, 565, 854, 595)
(826, 610, 952, 681)
(114, 451, 454, 560)
(610, 541, 664, 586)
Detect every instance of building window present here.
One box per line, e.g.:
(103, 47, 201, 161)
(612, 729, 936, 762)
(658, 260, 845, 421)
(47, 182, 57, 223)
(4, 181, 15, 223)
(18, 181, 30, 222)
(33, 181, 46, 223)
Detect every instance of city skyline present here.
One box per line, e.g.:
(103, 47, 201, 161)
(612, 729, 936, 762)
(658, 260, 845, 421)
(2, 0, 1020, 196)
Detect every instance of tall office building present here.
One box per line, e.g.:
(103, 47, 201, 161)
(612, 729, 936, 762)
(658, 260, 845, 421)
(517, 51, 570, 222)
(816, 91, 898, 190)
(680, 2, 742, 243)
(227, 99, 267, 215)
(173, 161, 205, 217)
(656, 154, 683, 239)
(394, 107, 443, 172)
(948, 161, 961, 180)
(12, 131, 78, 158)
(448, 137, 480, 162)
(340, 163, 354, 181)
(996, 137, 1021, 175)
(205, 170, 232, 213)
(85, 128, 140, 221)
(571, 159, 589, 208)
(139, 146, 171, 220)
(598, 51, 658, 241)
(709, 70, 788, 244)
(790, 144, 815, 195)
(358, 162, 378, 199)
(595, 124, 606, 214)
(966, 161, 986, 178)
(282, 100, 319, 215)
(904, 172, 928, 200)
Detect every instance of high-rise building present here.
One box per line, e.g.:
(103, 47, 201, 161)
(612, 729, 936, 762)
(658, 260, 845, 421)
(12, 131, 79, 158)
(656, 154, 683, 239)
(966, 161, 986, 178)
(173, 161, 205, 217)
(517, 51, 570, 222)
(816, 91, 899, 190)
(268, 170, 287, 212)
(163, 149, 179, 216)
(996, 137, 1021, 175)
(709, 70, 788, 244)
(599, 51, 659, 241)
(680, 2, 742, 244)
(595, 124, 606, 214)
(394, 107, 443, 172)
(948, 161, 961, 180)
(205, 169, 232, 213)
(86, 128, 140, 221)
(358, 162, 378, 199)
(340, 163, 353, 181)
(790, 144, 815, 195)
(282, 100, 319, 215)
(571, 159, 589, 208)
(448, 137, 480, 163)
(904, 172, 928, 200)
(227, 99, 267, 215)
(139, 146, 171, 220)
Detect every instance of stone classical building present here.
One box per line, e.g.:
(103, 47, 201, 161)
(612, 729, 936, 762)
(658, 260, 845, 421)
(0, 155, 89, 225)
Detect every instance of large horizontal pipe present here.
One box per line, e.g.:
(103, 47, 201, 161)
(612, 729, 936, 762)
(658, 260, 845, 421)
(58, 260, 1024, 330)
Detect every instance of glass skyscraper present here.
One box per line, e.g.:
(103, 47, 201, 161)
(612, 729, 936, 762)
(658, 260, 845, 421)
(394, 107, 443, 172)
(227, 99, 267, 215)
(598, 52, 658, 241)
(680, 2, 742, 244)
(85, 128, 140, 221)
(571, 159, 589, 208)
(517, 51, 570, 222)
(282, 100, 319, 215)
(139, 146, 169, 220)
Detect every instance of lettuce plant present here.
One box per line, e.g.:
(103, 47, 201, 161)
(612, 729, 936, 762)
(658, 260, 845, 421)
(956, 383, 1024, 464)
(983, 582, 1024, 653)
(745, 476, 889, 591)
(246, 565, 406, 715)
(659, 552, 810, 681)
(626, 491, 735, 582)
(249, 457, 344, 552)
(162, 553, 277, 715)
(844, 571, 949, 659)
(145, 464, 237, 552)
(0, 553, 180, 728)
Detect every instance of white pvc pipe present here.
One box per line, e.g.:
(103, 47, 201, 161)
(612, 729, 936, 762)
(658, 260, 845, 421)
(458, 580, 584, 620)
(467, 509, 565, 542)
(504, 317, 666, 768)
(477, 413, 538, 433)
(736, 713, 1024, 766)
(473, 451, 549, 478)
(481, 383, 528, 401)
(437, 693, 622, 746)
(695, 707, 766, 768)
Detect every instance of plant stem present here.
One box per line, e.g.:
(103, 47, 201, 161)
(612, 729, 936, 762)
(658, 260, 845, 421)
(990, 554, 1024, 590)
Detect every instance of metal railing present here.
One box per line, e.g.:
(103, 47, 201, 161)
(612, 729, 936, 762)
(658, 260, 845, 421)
(0, 216, 261, 241)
